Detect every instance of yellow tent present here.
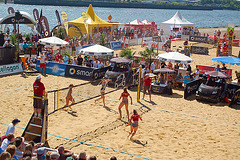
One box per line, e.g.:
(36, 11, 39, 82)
(68, 4, 113, 37)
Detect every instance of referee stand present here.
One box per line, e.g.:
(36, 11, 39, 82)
(22, 94, 49, 147)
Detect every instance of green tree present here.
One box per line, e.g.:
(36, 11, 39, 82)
(120, 48, 136, 59)
(139, 47, 157, 68)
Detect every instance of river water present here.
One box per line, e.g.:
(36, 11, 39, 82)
(0, 2, 240, 33)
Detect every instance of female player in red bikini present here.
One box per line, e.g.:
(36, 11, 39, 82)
(127, 109, 142, 140)
(118, 87, 132, 120)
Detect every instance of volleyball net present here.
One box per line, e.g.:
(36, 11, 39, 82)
(47, 70, 139, 115)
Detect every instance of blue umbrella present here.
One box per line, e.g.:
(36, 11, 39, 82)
(211, 56, 240, 65)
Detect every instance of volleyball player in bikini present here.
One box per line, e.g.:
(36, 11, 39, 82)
(127, 109, 142, 140)
(64, 84, 75, 110)
(118, 87, 132, 120)
(95, 77, 111, 106)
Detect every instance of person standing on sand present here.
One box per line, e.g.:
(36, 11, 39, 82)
(127, 109, 142, 140)
(4, 119, 20, 136)
(33, 75, 45, 118)
(64, 84, 75, 111)
(95, 77, 111, 106)
(118, 87, 132, 120)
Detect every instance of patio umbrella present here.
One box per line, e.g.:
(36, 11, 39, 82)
(156, 52, 193, 64)
(211, 56, 240, 65)
(110, 57, 132, 64)
(80, 44, 114, 55)
(39, 36, 68, 47)
(205, 71, 231, 78)
(153, 68, 176, 74)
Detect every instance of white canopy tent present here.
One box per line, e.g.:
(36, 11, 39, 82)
(156, 52, 193, 64)
(79, 44, 114, 56)
(39, 36, 68, 47)
(160, 11, 195, 36)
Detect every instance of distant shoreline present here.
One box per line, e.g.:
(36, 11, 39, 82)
(13, 0, 215, 11)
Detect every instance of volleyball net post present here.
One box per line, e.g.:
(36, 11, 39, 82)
(137, 66, 142, 102)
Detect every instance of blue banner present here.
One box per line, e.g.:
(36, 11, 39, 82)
(36, 60, 66, 76)
(110, 42, 122, 50)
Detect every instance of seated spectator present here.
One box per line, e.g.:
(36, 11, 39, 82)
(79, 151, 87, 160)
(45, 151, 52, 160)
(176, 73, 183, 82)
(221, 63, 227, 73)
(72, 57, 77, 65)
(93, 59, 98, 68)
(37, 147, 46, 160)
(158, 74, 165, 84)
(6, 145, 18, 160)
(110, 156, 117, 160)
(14, 137, 24, 159)
(23, 150, 32, 159)
(3, 39, 14, 48)
(50, 151, 60, 160)
(1, 133, 14, 150)
(58, 145, 73, 160)
(98, 60, 104, 69)
(0, 151, 11, 160)
(88, 156, 97, 160)
(167, 62, 173, 69)
(215, 64, 221, 71)
(0, 137, 4, 154)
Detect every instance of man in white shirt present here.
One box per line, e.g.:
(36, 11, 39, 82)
(40, 52, 46, 74)
(5, 119, 20, 136)
(98, 60, 104, 68)
(93, 59, 98, 68)
(150, 61, 155, 73)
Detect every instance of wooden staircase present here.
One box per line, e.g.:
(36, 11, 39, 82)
(22, 115, 43, 143)
(22, 98, 48, 145)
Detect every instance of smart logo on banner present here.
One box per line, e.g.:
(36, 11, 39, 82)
(0, 63, 23, 76)
(65, 65, 94, 80)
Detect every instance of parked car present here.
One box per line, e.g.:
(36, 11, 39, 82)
(196, 77, 227, 103)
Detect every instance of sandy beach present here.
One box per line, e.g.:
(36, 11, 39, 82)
(1, 27, 240, 159)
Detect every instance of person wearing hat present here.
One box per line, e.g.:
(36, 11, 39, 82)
(33, 75, 46, 118)
(142, 74, 152, 101)
(4, 119, 20, 136)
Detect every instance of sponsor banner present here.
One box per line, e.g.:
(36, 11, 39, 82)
(65, 65, 94, 80)
(55, 10, 61, 26)
(189, 36, 208, 43)
(61, 11, 68, 35)
(110, 41, 122, 50)
(39, 16, 50, 37)
(36, 60, 66, 76)
(226, 84, 240, 99)
(198, 65, 232, 76)
(0, 63, 23, 76)
(33, 8, 40, 22)
(191, 46, 209, 55)
(92, 66, 111, 80)
(148, 41, 165, 50)
(184, 79, 202, 99)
